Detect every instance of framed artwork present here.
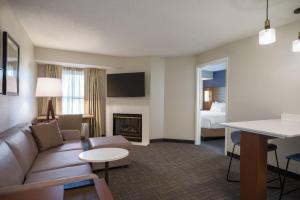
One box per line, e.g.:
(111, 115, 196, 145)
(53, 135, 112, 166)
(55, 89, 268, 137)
(1, 31, 20, 95)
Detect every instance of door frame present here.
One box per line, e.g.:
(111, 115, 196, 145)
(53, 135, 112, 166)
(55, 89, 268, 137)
(194, 57, 229, 154)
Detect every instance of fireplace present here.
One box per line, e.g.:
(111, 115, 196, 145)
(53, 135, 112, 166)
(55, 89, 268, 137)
(113, 113, 142, 142)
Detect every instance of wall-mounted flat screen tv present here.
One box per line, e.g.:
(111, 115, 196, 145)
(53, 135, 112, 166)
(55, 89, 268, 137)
(107, 72, 145, 97)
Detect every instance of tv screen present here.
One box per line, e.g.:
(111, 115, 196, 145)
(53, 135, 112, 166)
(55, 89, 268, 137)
(107, 72, 145, 97)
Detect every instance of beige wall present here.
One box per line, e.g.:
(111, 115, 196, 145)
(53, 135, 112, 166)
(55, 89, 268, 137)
(197, 20, 300, 173)
(0, 0, 37, 132)
(164, 56, 196, 140)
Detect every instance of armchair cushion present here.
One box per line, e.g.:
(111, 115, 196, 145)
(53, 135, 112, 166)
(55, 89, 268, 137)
(58, 115, 82, 131)
(61, 130, 81, 141)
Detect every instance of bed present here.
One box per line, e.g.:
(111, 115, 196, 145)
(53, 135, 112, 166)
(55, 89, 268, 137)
(201, 102, 226, 140)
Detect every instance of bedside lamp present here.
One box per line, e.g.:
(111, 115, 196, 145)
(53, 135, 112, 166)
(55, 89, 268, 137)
(36, 78, 62, 120)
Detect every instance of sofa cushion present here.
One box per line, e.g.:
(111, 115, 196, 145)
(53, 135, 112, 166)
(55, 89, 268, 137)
(21, 125, 39, 155)
(61, 130, 81, 141)
(31, 120, 63, 151)
(25, 164, 92, 184)
(0, 140, 25, 188)
(30, 149, 84, 173)
(89, 135, 131, 150)
(44, 140, 83, 153)
(4, 129, 38, 174)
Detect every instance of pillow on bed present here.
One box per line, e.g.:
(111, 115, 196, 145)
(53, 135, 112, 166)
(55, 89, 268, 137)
(219, 102, 226, 112)
(210, 102, 226, 112)
(210, 102, 221, 112)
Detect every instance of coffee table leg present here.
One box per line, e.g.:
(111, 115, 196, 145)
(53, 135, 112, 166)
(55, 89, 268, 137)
(105, 162, 109, 185)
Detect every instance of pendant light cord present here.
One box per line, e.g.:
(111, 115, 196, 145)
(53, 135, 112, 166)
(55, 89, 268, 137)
(266, 0, 269, 20)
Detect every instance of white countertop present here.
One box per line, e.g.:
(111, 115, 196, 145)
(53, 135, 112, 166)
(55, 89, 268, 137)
(78, 148, 129, 163)
(222, 119, 300, 139)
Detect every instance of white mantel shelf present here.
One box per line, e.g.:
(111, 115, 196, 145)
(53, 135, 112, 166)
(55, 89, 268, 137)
(222, 119, 300, 139)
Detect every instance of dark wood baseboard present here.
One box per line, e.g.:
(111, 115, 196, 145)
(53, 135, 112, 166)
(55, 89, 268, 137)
(227, 151, 300, 180)
(201, 136, 225, 141)
(150, 139, 164, 143)
(150, 138, 194, 144)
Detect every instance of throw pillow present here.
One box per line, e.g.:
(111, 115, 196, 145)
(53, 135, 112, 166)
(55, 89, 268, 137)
(31, 120, 63, 151)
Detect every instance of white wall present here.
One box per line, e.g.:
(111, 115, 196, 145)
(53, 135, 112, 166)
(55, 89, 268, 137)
(0, 0, 37, 132)
(197, 20, 300, 173)
(164, 56, 196, 140)
(149, 57, 165, 139)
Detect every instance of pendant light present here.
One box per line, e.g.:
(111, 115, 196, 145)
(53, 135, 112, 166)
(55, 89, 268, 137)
(292, 8, 300, 52)
(259, 0, 276, 45)
(292, 32, 300, 52)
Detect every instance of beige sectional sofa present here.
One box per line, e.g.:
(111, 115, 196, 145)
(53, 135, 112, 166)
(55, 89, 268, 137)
(0, 123, 96, 192)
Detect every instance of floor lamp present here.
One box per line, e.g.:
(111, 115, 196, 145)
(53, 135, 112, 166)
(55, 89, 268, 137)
(36, 78, 62, 120)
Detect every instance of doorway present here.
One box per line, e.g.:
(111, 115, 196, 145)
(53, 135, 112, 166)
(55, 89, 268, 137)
(195, 58, 228, 155)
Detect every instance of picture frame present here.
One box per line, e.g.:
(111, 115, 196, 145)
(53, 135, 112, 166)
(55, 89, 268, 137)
(1, 31, 20, 95)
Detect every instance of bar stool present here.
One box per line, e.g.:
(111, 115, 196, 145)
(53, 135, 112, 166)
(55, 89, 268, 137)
(279, 153, 300, 199)
(226, 130, 282, 189)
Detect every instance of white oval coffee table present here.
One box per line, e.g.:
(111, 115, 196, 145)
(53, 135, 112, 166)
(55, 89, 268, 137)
(79, 148, 129, 185)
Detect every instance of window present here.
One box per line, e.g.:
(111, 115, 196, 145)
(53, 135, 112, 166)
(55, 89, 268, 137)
(62, 67, 84, 114)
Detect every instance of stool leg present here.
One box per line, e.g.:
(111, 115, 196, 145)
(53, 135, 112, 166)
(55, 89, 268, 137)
(274, 150, 282, 187)
(279, 159, 290, 200)
(226, 144, 239, 182)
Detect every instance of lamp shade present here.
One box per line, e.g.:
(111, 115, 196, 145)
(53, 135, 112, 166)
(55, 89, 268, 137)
(36, 78, 62, 97)
(259, 28, 276, 45)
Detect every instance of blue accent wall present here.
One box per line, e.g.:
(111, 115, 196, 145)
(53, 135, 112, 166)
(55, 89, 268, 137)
(203, 70, 226, 88)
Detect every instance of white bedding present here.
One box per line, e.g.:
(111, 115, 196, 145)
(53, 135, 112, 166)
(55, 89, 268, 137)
(201, 111, 225, 129)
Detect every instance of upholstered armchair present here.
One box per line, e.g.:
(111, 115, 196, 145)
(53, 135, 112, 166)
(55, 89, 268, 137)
(58, 114, 83, 140)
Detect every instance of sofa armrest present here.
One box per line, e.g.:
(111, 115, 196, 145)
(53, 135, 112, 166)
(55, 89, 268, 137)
(61, 130, 81, 140)
(0, 174, 98, 195)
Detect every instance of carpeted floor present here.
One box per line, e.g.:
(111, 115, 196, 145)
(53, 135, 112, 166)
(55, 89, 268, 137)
(201, 139, 225, 155)
(97, 142, 300, 200)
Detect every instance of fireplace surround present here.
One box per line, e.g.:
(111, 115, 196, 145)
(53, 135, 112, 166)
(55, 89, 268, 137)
(113, 113, 142, 142)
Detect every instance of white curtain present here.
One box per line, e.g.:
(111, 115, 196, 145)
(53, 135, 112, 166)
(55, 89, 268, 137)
(62, 67, 84, 114)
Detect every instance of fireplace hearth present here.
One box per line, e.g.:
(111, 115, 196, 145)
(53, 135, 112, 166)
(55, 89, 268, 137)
(113, 113, 142, 142)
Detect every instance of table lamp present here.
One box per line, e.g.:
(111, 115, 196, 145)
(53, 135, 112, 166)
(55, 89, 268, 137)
(36, 77, 62, 120)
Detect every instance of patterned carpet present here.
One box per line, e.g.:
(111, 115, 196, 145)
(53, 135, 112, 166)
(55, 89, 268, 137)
(97, 142, 300, 200)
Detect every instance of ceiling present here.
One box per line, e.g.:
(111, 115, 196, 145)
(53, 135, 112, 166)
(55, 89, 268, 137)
(9, 0, 300, 57)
